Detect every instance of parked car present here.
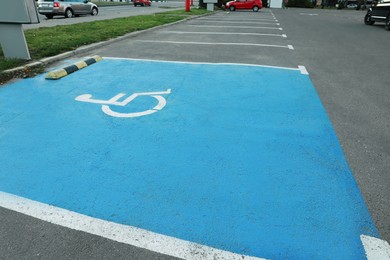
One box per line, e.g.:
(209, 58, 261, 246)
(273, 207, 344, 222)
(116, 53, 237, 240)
(225, 0, 263, 11)
(364, 0, 390, 30)
(133, 0, 151, 7)
(346, 0, 358, 8)
(37, 0, 98, 19)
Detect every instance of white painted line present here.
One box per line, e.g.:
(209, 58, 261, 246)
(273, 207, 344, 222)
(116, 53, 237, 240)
(102, 57, 306, 74)
(0, 191, 265, 260)
(159, 31, 288, 37)
(299, 13, 318, 16)
(134, 40, 293, 49)
(190, 21, 280, 25)
(197, 18, 278, 22)
(298, 65, 309, 75)
(187, 25, 283, 30)
(360, 235, 390, 260)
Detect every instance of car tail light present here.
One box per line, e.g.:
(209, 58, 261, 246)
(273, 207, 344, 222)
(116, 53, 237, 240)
(53, 2, 60, 7)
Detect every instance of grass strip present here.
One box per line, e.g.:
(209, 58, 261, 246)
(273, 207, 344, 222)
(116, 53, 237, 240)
(0, 9, 208, 73)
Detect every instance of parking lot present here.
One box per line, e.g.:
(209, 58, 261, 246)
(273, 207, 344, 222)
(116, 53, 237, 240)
(94, 9, 298, 67)
(1, 7, 389, 260)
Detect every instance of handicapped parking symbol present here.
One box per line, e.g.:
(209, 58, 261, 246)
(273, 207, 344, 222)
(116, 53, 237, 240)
(75, 89, 171, 118)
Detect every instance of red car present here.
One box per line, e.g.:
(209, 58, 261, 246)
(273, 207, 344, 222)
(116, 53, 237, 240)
(134, 0, 151, 7)
(225, 0, 263, 11)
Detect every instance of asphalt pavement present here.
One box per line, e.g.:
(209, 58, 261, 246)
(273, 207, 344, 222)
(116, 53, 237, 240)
(1, 7, 389, 259)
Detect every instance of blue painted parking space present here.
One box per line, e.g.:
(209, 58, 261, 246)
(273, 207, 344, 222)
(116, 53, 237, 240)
(0, 58, 379, 259)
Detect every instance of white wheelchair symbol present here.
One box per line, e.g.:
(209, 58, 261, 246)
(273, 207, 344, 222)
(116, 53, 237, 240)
(75, 89, 171, 118)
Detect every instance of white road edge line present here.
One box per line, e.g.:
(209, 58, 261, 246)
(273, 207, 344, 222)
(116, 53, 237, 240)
(134, 40, 293, 49)
(103, 57, 308, 74)
(0, 191, 266, 260)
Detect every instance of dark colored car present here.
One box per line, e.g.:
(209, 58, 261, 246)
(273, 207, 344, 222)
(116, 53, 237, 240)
(37, 0, 98, 19)
(364, 0, 390, 30)
(133, 0, 151, 7)
(225, 0, 263, 11)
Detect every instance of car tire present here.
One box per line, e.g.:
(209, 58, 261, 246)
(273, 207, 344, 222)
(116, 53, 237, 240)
(253, 5, 259, 11)
(65, 8, 73, 18)
(229, 6, 235, 11)
(385, 16, 390, 31)
(45, 14, 53, 19)
(91, 7, 98, 16)
(364, 12, 375, 25)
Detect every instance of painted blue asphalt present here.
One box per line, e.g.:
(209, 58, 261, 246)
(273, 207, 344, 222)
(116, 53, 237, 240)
(0, 58, 378, 259)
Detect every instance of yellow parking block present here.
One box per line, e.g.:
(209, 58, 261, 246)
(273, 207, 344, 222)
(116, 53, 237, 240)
(45, 55, 102, 80)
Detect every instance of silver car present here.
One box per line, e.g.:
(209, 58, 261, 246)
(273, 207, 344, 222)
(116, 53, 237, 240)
(37, 0, 98, 19)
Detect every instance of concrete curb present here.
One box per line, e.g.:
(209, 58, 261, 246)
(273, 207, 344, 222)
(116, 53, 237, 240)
(1, 11, 217, 77)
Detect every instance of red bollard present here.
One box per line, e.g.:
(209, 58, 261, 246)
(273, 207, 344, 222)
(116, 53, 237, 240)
(185, 0, 190, 11)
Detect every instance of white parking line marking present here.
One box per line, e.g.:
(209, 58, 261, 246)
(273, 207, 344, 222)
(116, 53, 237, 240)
(0, 191, 266, 260)
(361, 235, 390, 260)
(298, 65, 309, 75)
(134, 40, 293, 49)
(159, 31, 287, 37)
(187, 25, 283, 30)
(197, 18, 278, 22)
(198, 18, 278, 21)
(191, 21, 280, 25)
(104, 57, 305, 74)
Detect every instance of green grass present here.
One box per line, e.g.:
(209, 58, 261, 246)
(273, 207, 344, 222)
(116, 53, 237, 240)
(163, 8, 212, 15)
(25, 14, 184, 59)
(0, 56, 26, 72)
(0, 9, 209, 73)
